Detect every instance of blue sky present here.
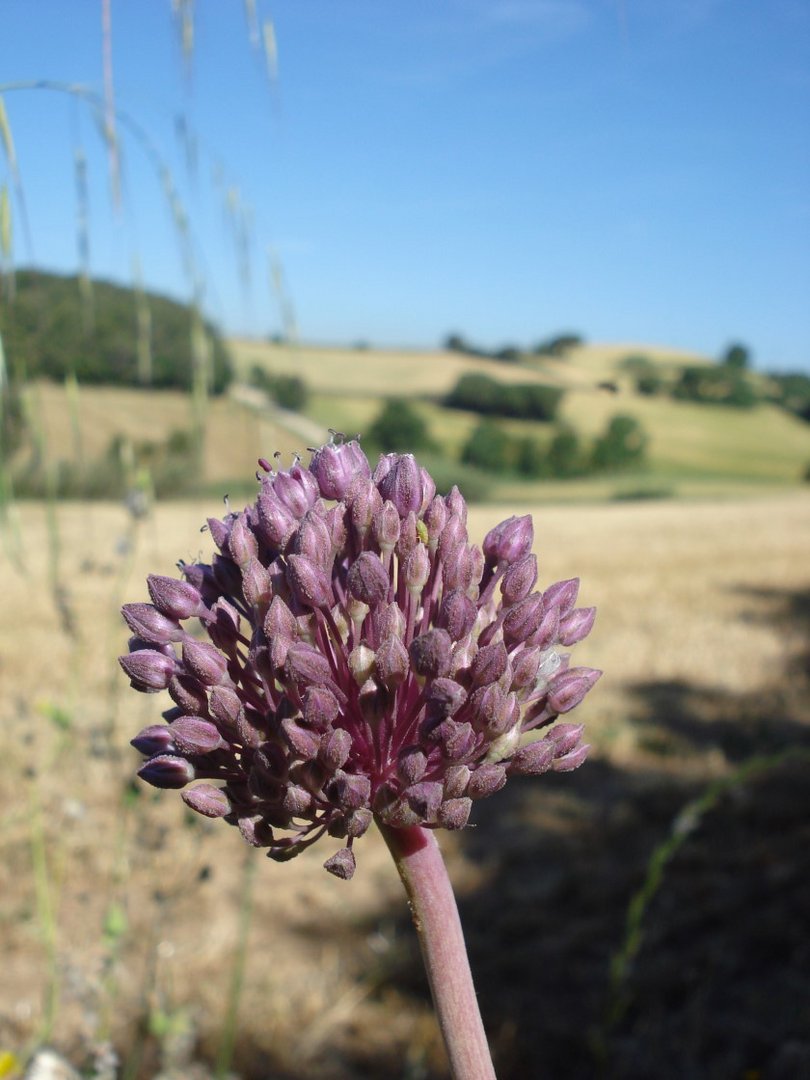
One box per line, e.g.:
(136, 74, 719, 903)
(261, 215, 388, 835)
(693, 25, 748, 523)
(1, 0, 808, 370)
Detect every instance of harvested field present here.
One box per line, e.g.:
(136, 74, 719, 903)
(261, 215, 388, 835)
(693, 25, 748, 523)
(1, 492, 808, 1078)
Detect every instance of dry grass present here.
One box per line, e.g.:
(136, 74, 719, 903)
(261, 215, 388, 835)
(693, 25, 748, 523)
(1, 491, 808, 1077)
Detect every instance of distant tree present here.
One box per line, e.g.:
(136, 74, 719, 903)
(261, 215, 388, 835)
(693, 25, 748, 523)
(461, 421, 513, 472)
(534, 333, 584, 358)
(515, 436, 546, 478)
(444, 333, 468, 353)
(548, 426, 583, 477)
(672, 365, 757, 408)
(367, 398, 434, 453)
(445, 373, 563, 422)
(493, 345, 521, 363)
(636, 372, 663, 396)
(722, 342, 750, 370)
(591, 415, 648, 471)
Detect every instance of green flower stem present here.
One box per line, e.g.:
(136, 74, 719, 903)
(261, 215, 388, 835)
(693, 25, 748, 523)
(379, 823, 496, 1080)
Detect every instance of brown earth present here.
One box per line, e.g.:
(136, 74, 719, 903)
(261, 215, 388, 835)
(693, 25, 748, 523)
(0, 492, 808, 1079)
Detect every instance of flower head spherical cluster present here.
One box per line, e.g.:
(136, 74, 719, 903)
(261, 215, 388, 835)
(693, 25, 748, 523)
(121, 439, 600, 878)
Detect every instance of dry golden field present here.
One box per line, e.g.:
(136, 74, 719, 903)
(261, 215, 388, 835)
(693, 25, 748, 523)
(1, 488, 808, 1078)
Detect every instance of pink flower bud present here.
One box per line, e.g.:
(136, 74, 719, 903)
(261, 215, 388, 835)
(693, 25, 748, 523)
(257, 489, 297, 550)
(378, 454, 423, 516)
(281, 719, 321, 760)
(303, 687, 341, 730)
(444, 764, 471, 798)
(292, 510, 333, 568)
(438, 590, 477, 641)
(373, 500, 401, 553)
(503, 593, 545, 647)
(168, 674, 210, 714)
(466, 763, 507, 800)
(320, 727, 352, 770)
(122, 603, 183, 644)
(501, 554, 538, 606)
(471, 642, 509, 687)
(405, 781, 444, 821)
(402, 544, 430, 595)
(398, 747, 427, 784)
(227, 514, 258, 567)
(552, 744, 590, 771)
(543, 577, 580, 618)
(131, 724, 176, 756)
(547, 667, 602, 714)
(182, 638, 229, 686)
(274, 466, 319, 518)
(558, 606, 597, 646)
(170, 715, 224, 754)
(508, 738, 556, 776)
(438, 798, 472, 830)
(375, 636, 410, 687)
(323, 846, 356, 880)
(409, 628, 452, 679)
(424, 495, 448, 550)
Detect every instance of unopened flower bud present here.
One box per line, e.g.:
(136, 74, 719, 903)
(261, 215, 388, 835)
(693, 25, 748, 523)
(348, 479, 382, 541)
(405, 781, 444, 821)
(409, 629, 452, 679)
(503, 593, 545, 647)
(310, 440, 370, 500)
(347, 552, 390, 606)
(182, 638, 229, 686)
(471, 642, 509, 687)
(286, 554, 333, 609)
(558, 606, 596, 646)
(348, 644, 376, 686)
(257, 489, 297, 550)
(285, 643, 335, 692)
(182, 784, 231, 817)
(242, 557, 272, 609)
(378, 453, 423, 516)
(438, 798, 472, 829)
(424, 496, 448, 551)
(119, 649, 176, 692)
(373, 500, 401, 553)
(438, 590, 477, 641)
(303, 687, 341, 730)
(426, 677, 467, 718)
(482, 515, 533, 565)
(444, 764, 471, 798)
(122, 603, 183, 644)
(544, 577, 580, 618)
(501, 554, 538, 606)
(292, 510, 333, 568)
(169, 674, 210, 715)
(138, 754, 195, 789)
(402, 544, 430, 596)
(508, 737, 556, 776)
(131, 724, 176, 756)
(227, 514, 258, 567)
(274, 466, 318, 518)
(147, 574, 204, 620)
(466, 763, 507, 800)
(547, 667, 601, 714)
(324, 846, 356, 880)
(375, 636, 409, 687)
(320, 727, 352, 770)
(281, 719, 321, 759)
(552, 743, 590, 771)
(170, 715, 224, 754)
(398, 747, 428, 784)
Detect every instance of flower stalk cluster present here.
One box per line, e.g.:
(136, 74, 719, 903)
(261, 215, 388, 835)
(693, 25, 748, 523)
(121, 440, 599, 879)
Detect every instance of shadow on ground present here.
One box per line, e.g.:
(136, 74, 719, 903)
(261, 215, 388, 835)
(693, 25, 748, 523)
(344, 585, 810, 1080)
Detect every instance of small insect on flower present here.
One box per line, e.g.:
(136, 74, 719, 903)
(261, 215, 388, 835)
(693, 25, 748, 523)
(122, 438, 600, 878)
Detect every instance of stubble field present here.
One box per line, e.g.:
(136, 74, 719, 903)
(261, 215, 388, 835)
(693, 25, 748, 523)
(1, 490, 808, 1078)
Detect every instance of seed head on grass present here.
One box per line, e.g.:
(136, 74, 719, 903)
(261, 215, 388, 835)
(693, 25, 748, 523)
(121, 438, 599, 879)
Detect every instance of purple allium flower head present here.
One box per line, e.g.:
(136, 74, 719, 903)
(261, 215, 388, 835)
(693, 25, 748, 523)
(122, 436, 600, 879)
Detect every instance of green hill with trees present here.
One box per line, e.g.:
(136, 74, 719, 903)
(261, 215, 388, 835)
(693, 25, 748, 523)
(0, 269, 232, 393)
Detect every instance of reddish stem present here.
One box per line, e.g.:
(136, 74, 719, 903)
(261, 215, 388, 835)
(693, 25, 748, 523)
(378, 823, 497, 1080)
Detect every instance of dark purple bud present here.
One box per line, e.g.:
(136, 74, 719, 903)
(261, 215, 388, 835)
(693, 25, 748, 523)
(147, 574, 204, 620)
(419, 468, 437, 514)
(444, 764, 471, 798)
(286, 554, 333, 609)
(346, 807, 372, 838)
(212, 554, 243, 597)
(281, 718, 321, 759)
(508, 737, 556, 776)
(282, 784, 313, 815)
(503, 593, 545, 647)
(373, 500, 401, 553)
(397, 747, 427, 784)
(427, 718, 476, 760)
(324, 847, 356, 880)
(285, 643, 334, 691)
(466, 763, 507, 800)
(375, 601, 406, 642)
(437, 514, 467, 565)
(303, 687, 340, 730)
(122, 603, 183, 645)
(543, 577, 580, 618)
(182, 784, 231, 817)
(320, 727, 353, 770)
(547, 667, 602, 714)
(131, 724, 176, 756)
(402, 544, 430, 595)
(426, 678, 467, 717)
(227, 514, 258, 567)
(552, 744, 590, 772)
(409, 629, 452, 679)
(471, 642, 509, 688)
(241, 557, 272, 609)
(264, 595, 297, 640)
(405, 781, 444, 821)
(138, 754, 195, 789)
(501, 554, 538, 606)
(558, 607, 596, 646)
(468, 683, 506, 734)
(238, 706, 269, 748)
(170, 715, 224, 754)
(438, 590, 477, 641)
(324, 504, 348, 555)
(182, 638, 228, 686)
(378, 454, 423, 516)
(209, 686, 243, 729)
(119, 649, 175, 692)
(169, 674, 210, 715)
(292, 510, 333, 568)
(347, 552, 390, 606)
(327, 770, 371, 810)
(310, 440, 370, 500)
(257, 488, 297, 549)
(395, 511, 419, 561)
(483, 515, 533, 565)
(207, 515, 232, 552)
(438, 798, 472, 830)
(375, 636, 410, 688)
